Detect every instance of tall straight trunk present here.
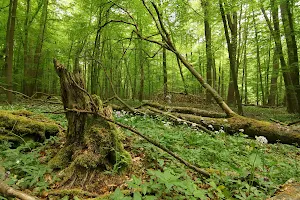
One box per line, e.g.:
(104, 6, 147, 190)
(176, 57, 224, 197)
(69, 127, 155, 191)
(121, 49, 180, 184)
(202, 0, 213, 102)
(253, 11, 265, 105)
(33, 0, 48, 94)
(219, 1, 243, 115)
(138, 41, 144, 102)
(91, 8, 103, 95)
(268, 48, 279, 105)
(163, 46, 168, 97)
(4, 0, 18, 103)
(23, 0, 30, 95)
(280, 0, 300, 112)
(261, 0, 298, 112)
(241, 17, 248, 104)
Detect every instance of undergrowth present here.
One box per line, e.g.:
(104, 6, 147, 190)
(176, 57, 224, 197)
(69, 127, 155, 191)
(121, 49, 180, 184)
(114, 112, 300, 199)
(0, 103, 299, 199)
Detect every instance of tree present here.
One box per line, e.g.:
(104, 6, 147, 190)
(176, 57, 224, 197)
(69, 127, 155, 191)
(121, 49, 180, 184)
(219, 0, 243, 115)
(280, 0, 300, 112)
(202, 0, 213, 102)
(261, 0, 299, 113)
(3, 0, 18, 103)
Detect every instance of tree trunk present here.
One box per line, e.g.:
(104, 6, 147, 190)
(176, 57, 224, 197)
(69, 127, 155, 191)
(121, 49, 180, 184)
(163, 46, 168, 97)
(261, 0, 299, 113)
(253, 11, 265, 105)
(202, 0, 213, 102)
(49, 59, 131, 181)
(219, 1, 243, 115)
(280, 0, 300, 112)
(4, 0, 18, 104)
(32, 0, 48, 95)
(268, 48, 279, 105)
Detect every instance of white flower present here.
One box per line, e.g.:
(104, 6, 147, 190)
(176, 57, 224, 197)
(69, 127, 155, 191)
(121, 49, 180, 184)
(214, 131, 219, 134)
(191, 123, 197, 127)
(115, 111, 121, 117)
(239, 129, 244, 133)
(219, 129, 225, 133)
(208, 124, 214, 130)
(223, 119, 228, 122)
(183, 122, 187, 125)
(255, 136, 268, 144)
(16, 160, 20, 164)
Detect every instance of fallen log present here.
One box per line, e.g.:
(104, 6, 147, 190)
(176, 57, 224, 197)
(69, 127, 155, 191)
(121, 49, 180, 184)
(109, 102, 300, 145)
(174, 113, 300, 145)
(0, 110, 60, 143)
(138, 102, 226, 118)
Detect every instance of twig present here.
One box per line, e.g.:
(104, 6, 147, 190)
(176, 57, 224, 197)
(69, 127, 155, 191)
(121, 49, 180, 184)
(270, 118, 287, 126)
(0, 85, 62, 105)
(146, 106, 213, 135)
(287, 120, 300, 126)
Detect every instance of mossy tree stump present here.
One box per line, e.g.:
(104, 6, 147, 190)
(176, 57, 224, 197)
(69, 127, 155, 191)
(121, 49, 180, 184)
(49, 59, 131, 182)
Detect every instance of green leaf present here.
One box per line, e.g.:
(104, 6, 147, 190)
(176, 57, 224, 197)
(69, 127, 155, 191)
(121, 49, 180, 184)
(110, 188, 124, 200)
(133, 191, 142, 200)
(193, 189, 207, 199)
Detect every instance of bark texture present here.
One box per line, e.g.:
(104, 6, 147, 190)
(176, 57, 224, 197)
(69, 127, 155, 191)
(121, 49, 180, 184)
(49, 59, 131, 182)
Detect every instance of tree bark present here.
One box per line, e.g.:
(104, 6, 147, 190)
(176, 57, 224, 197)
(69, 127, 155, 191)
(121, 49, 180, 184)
(219, 1, 243, 115)
(280, 0, 300, 112)
(202, 0, 213, 103)
(49, 59, 131, 180)
(268, 48, 279, 106)
(252, 11, 265, 105)
(261, 0, 299, 113)
(4, 0, 18, 104)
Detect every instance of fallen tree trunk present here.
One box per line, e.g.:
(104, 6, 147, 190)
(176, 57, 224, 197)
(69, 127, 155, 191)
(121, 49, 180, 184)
(138, 102, 226, 118)
(0, 110, 59, 142)
(110, 101, 300, 145)
(174, 113, 300, 145)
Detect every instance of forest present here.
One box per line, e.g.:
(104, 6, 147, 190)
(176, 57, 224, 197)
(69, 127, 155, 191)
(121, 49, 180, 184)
(0, 0, 300, 199)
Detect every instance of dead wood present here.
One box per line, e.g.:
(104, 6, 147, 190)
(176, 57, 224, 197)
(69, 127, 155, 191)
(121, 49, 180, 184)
(0, 110, 59, 142)
(173, 113, 300, 145)
(145, 106, 213, 134)
(138, 102, 226, 118)
(65, 108, 210, 178)
(0, 85, 62, 105)
(49, 59, 131, 184)
(288, 120, 300, 126)
(0, 180, 39, 200)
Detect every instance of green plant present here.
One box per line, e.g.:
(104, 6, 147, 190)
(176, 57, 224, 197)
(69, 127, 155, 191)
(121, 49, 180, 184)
(0, 139, 55, 193)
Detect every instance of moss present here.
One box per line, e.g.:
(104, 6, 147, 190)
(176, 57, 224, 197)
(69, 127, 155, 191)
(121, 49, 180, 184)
(0, 110, 59, 142)
(92, 94, 103, 108)
(48, 145, 73, 169)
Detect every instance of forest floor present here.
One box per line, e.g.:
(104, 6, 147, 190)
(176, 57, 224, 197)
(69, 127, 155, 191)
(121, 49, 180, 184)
(0, 99, 299, 199)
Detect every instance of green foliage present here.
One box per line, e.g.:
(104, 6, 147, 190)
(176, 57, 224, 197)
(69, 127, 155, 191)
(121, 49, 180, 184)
(112, 112, 300, 199)
(0, 138, 58, 194)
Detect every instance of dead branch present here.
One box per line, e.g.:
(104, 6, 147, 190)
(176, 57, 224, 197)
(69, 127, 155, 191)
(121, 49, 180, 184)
(0, 180, 39, 200)
(288, 120, 300, 126)
(145, 106, 213, 134)
(0, 85, 62, 105)
(138, 102, 226, 118)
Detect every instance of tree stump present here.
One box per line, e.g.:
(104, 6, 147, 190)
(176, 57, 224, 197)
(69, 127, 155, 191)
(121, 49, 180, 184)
(49, 59, 131, 183)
